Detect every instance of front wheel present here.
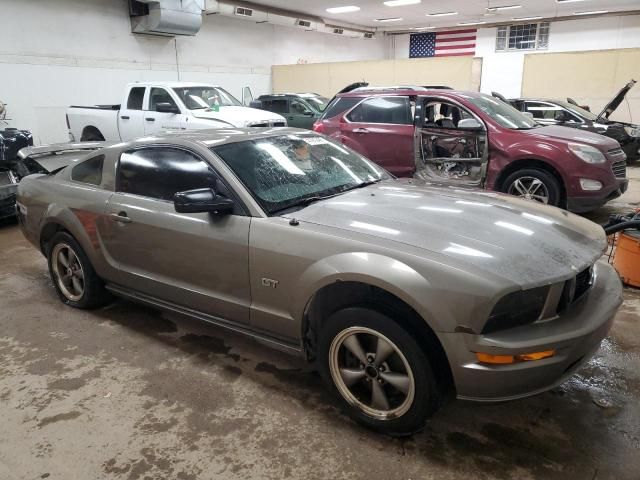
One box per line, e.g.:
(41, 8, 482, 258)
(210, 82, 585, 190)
(502, 168, 562, 207)
(317, 307, 440, 436)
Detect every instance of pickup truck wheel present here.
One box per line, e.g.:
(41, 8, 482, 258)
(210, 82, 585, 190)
(47, 232, 111, 309)
(502, 168, 561, 207)
(80, 128, 104, 142)
(317, 307, 439, 436)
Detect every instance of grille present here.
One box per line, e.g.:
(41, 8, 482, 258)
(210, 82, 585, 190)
(248, 120, 287, 127)
(608, 147, 624, 156)
(557, 266, 593, 314)
(0, 171, 16, 186)
(612, 160, 626, 178)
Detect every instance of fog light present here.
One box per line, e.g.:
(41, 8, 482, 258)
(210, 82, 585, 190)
(579, 178, 603, 191)
(476, 350, 555, 364)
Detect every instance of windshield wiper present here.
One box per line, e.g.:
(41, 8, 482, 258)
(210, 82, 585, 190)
(272, 195, 335, 214)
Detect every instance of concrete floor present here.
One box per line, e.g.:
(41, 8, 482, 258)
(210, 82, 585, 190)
(2, 173, 640, 480)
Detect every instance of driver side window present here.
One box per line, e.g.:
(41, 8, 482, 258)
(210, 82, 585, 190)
(423, 101, 473, 129)
(149, 88, 178, 112)
(117, 148, 220, 202)
(291, 99, 311, 115)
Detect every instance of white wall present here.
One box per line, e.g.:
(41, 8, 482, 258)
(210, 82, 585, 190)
(392, 14, 640, 98)
(0, 0, 387, 144)
(476, 15, 640, 98)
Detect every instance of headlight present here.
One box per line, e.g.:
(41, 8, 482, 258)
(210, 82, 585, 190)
(482, 286, 549, 334)
(568, 143, 606, 164)
(624, 125, 640, 137)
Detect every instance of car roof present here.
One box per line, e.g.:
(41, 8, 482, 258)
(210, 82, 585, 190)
(258, 93, 323, 98)
(337, 88, 485, 99)
(101, 128, 313, 151)
(126, 81, 224, 88)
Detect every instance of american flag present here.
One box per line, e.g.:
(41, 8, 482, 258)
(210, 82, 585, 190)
(409, 29, 477, 58)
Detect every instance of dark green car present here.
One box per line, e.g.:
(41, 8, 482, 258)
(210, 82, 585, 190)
(251, 93, 329, 129)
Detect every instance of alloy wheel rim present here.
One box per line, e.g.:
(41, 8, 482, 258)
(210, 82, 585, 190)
(329, 326, 415, 420)
(507, 176, 550, 204)
(51, 243, 85, 302)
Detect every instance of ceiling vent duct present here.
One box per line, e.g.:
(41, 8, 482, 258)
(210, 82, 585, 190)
(130, 0, 204, 36)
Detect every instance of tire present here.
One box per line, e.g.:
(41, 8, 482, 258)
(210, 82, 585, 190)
(46, 232, 111, 309)
(501, 168, 562, 207)
(317, 306, 440, 436)
(80, 128, 104, 142)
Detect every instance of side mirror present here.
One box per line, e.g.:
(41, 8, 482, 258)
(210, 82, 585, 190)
(457, 118, 483, 130)
(242, 86, 254, 107)
(554, 110, 569, 123)
(155, 102, 180, 114)
(303, 110, 314, 117)
(174, 188, 234, 215)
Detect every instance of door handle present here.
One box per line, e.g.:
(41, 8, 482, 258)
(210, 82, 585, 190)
(120, 115, 130, 120)
(353, 128, 369, 134)
(109, 212, 132, 224)
(145, 117, 155, 122)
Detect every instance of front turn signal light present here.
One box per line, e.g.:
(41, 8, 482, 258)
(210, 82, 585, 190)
(476, 350, 555, 365)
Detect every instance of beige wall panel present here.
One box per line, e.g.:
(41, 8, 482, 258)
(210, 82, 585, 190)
(272, 57, 481, 98)
(522, 48, 640, 123)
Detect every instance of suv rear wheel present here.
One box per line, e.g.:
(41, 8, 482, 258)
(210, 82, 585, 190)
(502, 168, 562, 207)
(317, 306, 439, 436)
(47, 232, 111, 309)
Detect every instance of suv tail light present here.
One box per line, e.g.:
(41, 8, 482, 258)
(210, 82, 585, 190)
(313, 121, 324, 133)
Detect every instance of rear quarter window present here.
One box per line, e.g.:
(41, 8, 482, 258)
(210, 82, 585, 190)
(71, 154, 104, 186)
(320, 97, 361, 120)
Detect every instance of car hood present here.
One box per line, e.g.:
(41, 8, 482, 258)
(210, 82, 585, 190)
(287, 179, 606, 286)
(598, 79, 637, 120)
(192, 106, 286, 127)
(523, 125, 620, 150)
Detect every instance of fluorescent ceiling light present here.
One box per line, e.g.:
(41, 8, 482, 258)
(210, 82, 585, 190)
(384, 0, 421, 6)
(486, 5, 522, 11)
(573, 10, 608, 15)
(326, 6, 360, 14)
(513, 15, 543, 20)
(375, 17, 404, 22)
(427, 11, 458, 17)
(557, 0, 589, 3)
(458, 20, 487, 25)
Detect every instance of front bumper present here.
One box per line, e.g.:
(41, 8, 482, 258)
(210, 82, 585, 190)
(567, 178, 628, 213)
(439, 260, 623, 402)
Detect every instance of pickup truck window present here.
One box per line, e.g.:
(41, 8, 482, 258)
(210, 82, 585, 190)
(173, 86, 242, 109)
(127, 87, 146, 110)
(117, 148, 218, 202)
(71, 155, 104, 186)
(347, 96, 412, 125)
(149, 88, 178, 112)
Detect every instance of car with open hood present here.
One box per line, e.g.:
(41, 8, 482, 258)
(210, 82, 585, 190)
(493, 80, 640, 163)
(314, 86, 628, 213)
(16, 128, 623, 435)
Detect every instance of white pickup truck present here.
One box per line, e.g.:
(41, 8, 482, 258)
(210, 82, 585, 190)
(66, 82, 287, 142)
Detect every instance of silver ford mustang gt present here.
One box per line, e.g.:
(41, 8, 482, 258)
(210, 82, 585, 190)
(16, 128, 622, 435)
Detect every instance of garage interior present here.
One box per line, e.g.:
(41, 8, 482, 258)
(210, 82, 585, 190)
(2, 0, 640, 479)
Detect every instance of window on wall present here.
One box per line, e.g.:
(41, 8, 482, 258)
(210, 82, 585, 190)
(495, 22, 550, 51)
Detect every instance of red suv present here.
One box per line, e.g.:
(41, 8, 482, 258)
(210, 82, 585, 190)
(313, 87, 628, 212)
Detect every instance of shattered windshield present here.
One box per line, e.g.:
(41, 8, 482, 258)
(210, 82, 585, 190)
(173, 86, 242, 109)
(464, 93, 537, 129)
(212, 134, 390, 214)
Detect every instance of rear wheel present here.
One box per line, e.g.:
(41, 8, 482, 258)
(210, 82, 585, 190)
(502, 168, 562, 207)
(80, 127, 104, 142)
(318, 306, 439, 436)
(47, 232, 111, 309)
